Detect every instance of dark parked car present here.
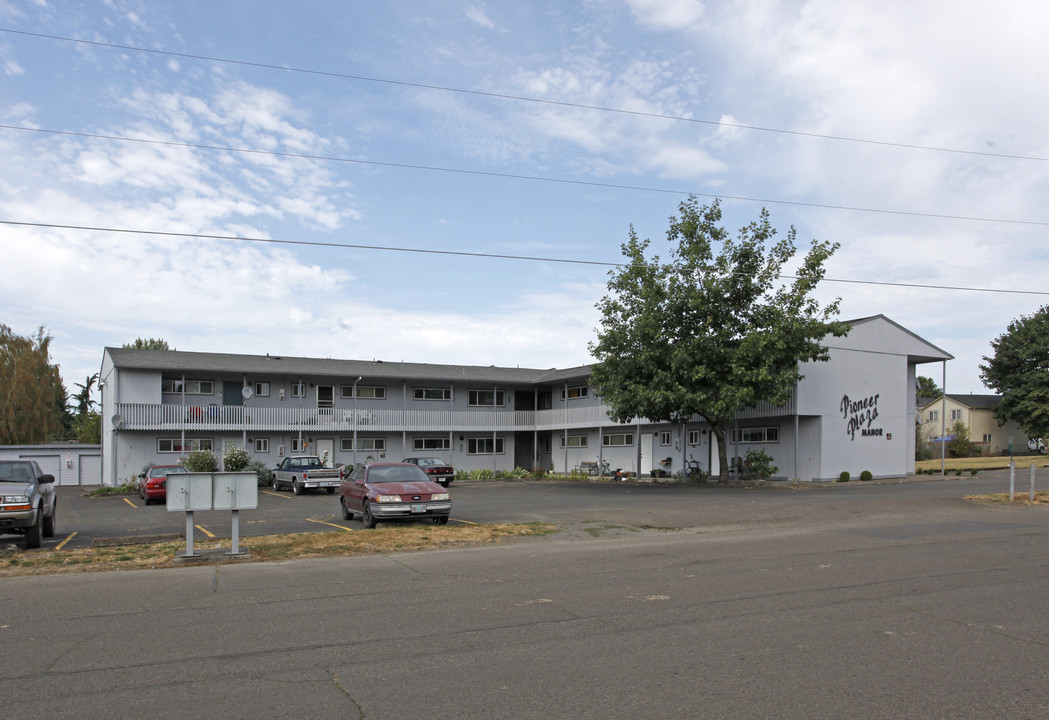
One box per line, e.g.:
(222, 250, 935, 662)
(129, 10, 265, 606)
(339, 462, 452, 529)
(0, 460, 57, 549)
(401, 456, 455, 487)
(138, 465, 187, 505)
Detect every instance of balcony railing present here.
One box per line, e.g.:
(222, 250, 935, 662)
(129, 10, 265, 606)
(113, 397, 794, 434)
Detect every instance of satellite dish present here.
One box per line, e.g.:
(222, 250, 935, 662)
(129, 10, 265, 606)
(111, 414, 125, 429)
(241, 386, 254, 399)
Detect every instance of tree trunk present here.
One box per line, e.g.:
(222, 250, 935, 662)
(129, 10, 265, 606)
(712, 425, 730, 483)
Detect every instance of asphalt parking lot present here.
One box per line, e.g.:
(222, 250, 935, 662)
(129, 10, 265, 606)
(5, 467, 1046, 552)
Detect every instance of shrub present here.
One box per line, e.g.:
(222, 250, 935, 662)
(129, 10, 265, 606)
(247, 458, 272, 486)
(223, 446, 251, 471)
(838, 471, 850, 482)
(860, 470, 873, 482)
(182, 449, 218, 472)
(743, 449, 778, 481)
(970, 469, 978, 476)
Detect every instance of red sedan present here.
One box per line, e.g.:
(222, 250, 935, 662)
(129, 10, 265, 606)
(339, 462, 452, 528)
(401, 456, 455, 487)
(138, 465, 187, 505)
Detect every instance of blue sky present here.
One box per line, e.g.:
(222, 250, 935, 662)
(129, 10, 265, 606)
(2, 0, 1048, 399)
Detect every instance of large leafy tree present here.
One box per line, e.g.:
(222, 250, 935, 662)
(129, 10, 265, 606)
(917, 375, 941, 400)
(69, 373, 101, 444)
(980, 305, 1049, 440)
(123, 337, 174, 350)
(0, 324, 67, 444)
(588, 196, 849, 483)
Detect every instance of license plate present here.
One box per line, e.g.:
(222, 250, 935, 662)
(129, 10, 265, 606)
(411, 504, 427, 513)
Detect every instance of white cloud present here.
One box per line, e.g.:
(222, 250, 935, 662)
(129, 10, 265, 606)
(4, 59, 25, 76)
(626, 0, 705, 30)
(465, 5, 495, 29)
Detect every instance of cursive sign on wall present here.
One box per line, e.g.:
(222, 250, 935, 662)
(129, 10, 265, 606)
(841, 393, 882, 441)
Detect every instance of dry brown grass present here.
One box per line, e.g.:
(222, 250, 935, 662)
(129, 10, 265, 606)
(916, 455, 1049, 473)
(0, 522, 556, 578)
(966, 491, 1049, 506)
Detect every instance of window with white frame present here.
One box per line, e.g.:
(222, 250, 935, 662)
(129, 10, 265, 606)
(162, 379, 213, 394)
(659, 431, 671, 446)
(414, 437, 451, 451)
(415, 387, 452, 401)
(468, 437, 504, 454)
(559, 435, 587, 448)
(290, 382, 306, 398)
(731, 427, 780, 443)
(603, 433, 633, 447)
(254, 381, 270, 397)
(950, 409, 963, 421)
(561, 385, 589, 400)
(254, 438, 269, 453)
(291, 438, 304, 452)
(341, 437, 385, 452)
(687, 430, 701, 445)
(158, 438, 213, 453)
(928, 410, 939, 422)
(357, 385, 385, 399)
(469, 389, 505, 407)
(982, 434, 993, 443)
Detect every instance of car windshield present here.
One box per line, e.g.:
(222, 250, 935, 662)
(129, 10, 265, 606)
(0, 462, 34, 483)
(417, 458, 445, 466)
(367, 466, 428, 484)
(150, 467, 187, 478)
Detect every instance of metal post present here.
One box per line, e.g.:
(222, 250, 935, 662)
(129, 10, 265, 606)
(1031, 463, 1037, 501)
(1009, 461, 1015, 501)
(940, 361, 947, 477)
(229, 509, 241, 555)
(184, 510, 196, 557)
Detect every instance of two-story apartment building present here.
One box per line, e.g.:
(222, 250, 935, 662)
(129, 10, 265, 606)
(98, 315, 952, 486)
(918, 394, 1031, 456)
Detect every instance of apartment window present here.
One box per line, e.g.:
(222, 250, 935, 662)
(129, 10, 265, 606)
(162, 379, 213, 395)
(660, 431, 672, 446)
(291, 438, 304, 452)
(950, 409, 963, 421)
(687, 430, 701, 445)
(731, 427, 780, 443)
(561, 385, 589, 400)
(468, 437, 504, 455)
(357, 385, 385, 399)
(983, 434, 993, 443)
(415, 387, 452, 401)
(414, 437, 451, 451)
(928, 410, 939, 422)
(559, 435, 588, 448)
(158, 438, 213, 453)
(469, 389, 505, 407)
(603, 433, 633, 447)
(254, 382, 270, 397)
(290, 382, 306, 398)
(341, 437, 386, 452)
(317, 385, 335, 408)
(254, 438, 269, 453)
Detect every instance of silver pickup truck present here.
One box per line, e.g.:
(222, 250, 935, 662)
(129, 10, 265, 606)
(0, 460, 57, 549)
(272, 455, 343, 495)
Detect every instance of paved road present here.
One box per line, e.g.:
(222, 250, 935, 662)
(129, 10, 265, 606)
(5, 472, 1049, 718)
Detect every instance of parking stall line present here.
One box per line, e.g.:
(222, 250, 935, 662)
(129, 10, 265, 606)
(260, 490, 291, 500)
(306, 518, 354, 532)
(54, 531, 78, 550)
(195, 525, 215, 538)
(450, 518, 476, 525)
(123, 497, 138, 508)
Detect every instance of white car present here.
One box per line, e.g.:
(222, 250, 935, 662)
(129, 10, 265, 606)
(1029, 438, 1046, 455)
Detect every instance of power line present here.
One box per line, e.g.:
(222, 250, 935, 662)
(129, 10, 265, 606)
(3, 219, 1047, 297)
(2, 27, 1047, 164)
(4, 123, 1048, 228)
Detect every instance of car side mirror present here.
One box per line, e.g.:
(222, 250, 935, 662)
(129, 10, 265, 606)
(39, 474, 56, 484)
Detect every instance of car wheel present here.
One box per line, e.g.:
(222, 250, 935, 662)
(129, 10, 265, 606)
(24, 509, 42, 549)
(42, 507, 56, 537)
(293, 480, 303, 495)
(433, 515, 449, 526)
(340, 497, 353, 521)
(362, 502, 377, 529)
(272, 477, 281, 491)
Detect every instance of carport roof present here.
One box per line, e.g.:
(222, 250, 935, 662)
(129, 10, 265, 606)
(103, 347, 594, 385)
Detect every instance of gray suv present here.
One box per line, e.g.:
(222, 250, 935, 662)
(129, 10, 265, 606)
(0, 460, 57, 549)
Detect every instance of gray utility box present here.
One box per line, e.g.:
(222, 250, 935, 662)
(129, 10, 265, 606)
(166, 472, 215, 512)
(212, 471, 258, 510)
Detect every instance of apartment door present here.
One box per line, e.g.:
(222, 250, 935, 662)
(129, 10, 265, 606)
(316, 438, 335, 467)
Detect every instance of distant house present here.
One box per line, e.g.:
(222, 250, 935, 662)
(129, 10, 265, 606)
(918, 394, 1030, 456)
